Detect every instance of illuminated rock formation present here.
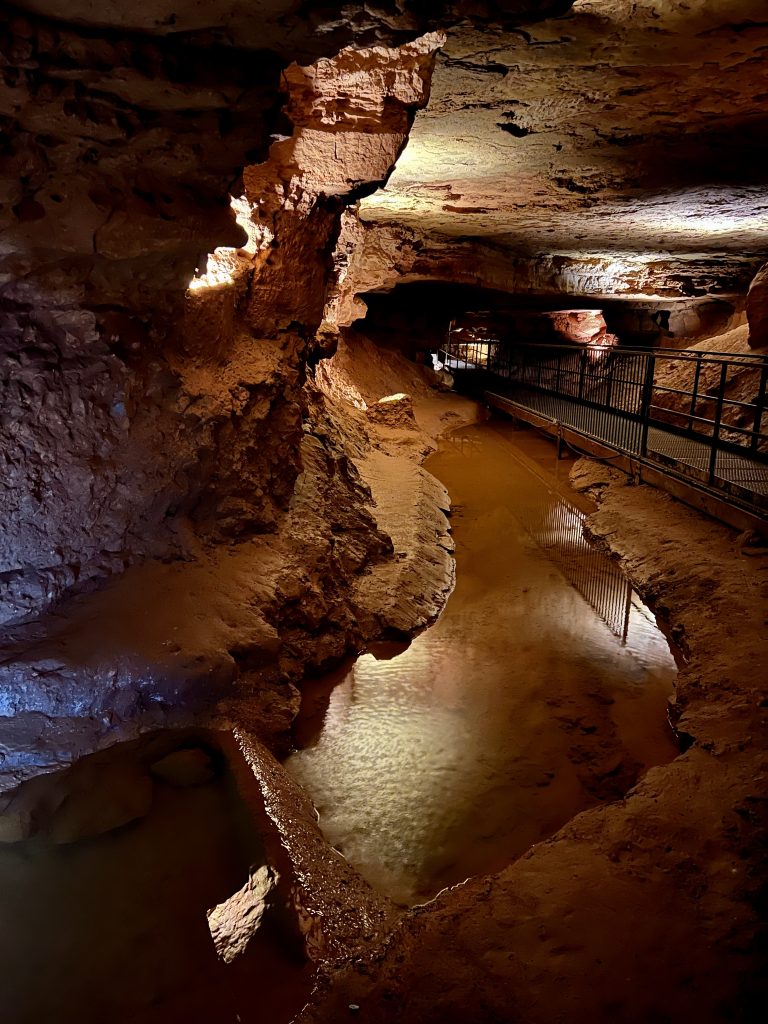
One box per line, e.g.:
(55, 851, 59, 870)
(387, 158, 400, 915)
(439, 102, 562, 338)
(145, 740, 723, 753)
(747, 262, 768, 349)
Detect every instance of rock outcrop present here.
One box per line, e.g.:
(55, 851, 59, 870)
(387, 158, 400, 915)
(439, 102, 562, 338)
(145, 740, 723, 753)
(746, 263, 768, 349)
(0, 12, 450, 784)
(324, 214, 758, 336)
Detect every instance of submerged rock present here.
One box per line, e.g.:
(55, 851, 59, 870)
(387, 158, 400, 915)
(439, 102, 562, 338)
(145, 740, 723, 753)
(207, 865, 280, 964)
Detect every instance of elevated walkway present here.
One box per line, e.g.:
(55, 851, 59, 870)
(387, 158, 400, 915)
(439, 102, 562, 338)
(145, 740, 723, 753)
(439, 340, 768, 533)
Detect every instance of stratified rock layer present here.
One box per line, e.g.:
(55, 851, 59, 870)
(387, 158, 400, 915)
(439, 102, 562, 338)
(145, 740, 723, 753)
(360, 1, 768, 258)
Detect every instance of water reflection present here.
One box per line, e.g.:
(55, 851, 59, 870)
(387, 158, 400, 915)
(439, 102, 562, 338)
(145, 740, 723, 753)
(0, 731, 310, 1024)
(521, 498, 632, 639)
(287, 421, 678, 906)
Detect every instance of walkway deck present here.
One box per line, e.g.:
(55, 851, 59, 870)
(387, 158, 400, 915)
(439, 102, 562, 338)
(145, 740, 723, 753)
(485, 388, 768, 519)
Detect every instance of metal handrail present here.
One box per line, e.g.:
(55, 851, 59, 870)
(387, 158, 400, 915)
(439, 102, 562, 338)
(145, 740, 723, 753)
(471, 340, 768, 369)
(438, 337, 768, 510)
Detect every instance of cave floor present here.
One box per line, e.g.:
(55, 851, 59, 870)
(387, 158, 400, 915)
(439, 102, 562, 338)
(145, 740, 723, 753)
(286, 418, 678, 906)
(297, 398, 768, 1024)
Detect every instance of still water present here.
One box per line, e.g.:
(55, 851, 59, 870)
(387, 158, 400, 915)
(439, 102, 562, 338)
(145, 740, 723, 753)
(0, 732, 311, 1024)
(286, 419, 678, 906)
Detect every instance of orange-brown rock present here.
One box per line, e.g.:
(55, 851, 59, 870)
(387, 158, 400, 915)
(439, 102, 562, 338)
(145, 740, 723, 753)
(746, 263, 768, 350)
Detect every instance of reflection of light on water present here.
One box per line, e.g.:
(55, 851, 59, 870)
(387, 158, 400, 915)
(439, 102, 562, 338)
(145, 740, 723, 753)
(288, 646, 472, 904)
(490, 433, 669, 658)
(286, 423, 678, 906)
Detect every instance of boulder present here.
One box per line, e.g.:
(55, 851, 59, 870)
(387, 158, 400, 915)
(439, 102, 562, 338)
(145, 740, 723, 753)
(366, 393, 418, 429)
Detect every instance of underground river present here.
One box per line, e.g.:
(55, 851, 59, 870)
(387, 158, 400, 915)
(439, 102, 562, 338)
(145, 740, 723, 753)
(0, 417, 680, 1023)
(286, 417, 679, 906)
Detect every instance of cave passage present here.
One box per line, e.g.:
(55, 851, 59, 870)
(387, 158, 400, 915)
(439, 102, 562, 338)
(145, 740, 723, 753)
(287, 418, 679, 906)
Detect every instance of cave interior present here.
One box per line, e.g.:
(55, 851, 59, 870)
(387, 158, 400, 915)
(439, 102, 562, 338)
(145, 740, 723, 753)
(1, 2, 767, 1023)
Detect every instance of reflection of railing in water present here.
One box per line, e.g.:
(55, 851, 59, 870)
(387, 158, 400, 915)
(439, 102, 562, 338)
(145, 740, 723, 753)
(514, 494, 632, 641)
(438, 338, 768, 513)
(443, 427, 634, 640)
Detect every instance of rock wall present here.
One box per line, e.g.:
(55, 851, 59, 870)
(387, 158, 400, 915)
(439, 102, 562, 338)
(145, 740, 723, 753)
(325, 214, 758, 332)
(746, 262, 768, 350)
(0, 7, 441, 629)
(242, 34, 444, 338)
(0, 7, 289, 624)
(0, 15, 452, 787)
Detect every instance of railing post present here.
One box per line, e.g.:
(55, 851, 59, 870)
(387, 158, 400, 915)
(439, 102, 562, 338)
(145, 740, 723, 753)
(707, 361, 728, 485)
(577, 348, 587, 400)
(689, 351, 702, 432)
(639, 350, 656, 456)
(605, 353, 614, 409)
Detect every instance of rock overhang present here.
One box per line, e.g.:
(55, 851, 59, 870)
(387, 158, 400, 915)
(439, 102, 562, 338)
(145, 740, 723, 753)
(358, 0, 768, 288)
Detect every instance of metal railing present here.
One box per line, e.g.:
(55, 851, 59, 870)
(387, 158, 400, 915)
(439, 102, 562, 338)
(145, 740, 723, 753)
(438, 339, 768, 511)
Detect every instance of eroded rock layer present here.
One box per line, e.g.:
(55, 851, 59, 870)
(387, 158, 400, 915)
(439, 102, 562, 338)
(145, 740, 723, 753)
(0, 9, 454, 784)
(360, 1, 768, 257)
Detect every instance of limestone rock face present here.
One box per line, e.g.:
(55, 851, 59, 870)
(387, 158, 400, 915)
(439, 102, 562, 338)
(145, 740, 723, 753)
(241, 33, 444, 338)
(746, 263, 768, 349)
(322, 2, 768, 340)
(0, 1, 475, 783)
(0, 10, 288, 627)
(326, 215, 758, 332)
(360, 2, 768, 261)
(0, 11, 281, 317)
(0, 14, 439, 632)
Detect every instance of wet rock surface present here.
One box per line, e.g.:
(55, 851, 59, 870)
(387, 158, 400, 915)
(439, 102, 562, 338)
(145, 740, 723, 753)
(747, 262, 768, 349)
(295, 452, 768, 1024)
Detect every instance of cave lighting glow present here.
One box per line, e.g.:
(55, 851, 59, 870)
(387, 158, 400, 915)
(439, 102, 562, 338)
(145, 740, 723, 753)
(609, 188, 768, 239)
(188, 196, 273, 292)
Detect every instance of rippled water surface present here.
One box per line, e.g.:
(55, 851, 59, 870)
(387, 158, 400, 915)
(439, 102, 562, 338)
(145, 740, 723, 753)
(286, 419, 678, 905)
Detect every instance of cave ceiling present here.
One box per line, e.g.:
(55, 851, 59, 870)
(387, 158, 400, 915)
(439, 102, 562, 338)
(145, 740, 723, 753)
(359, 0, 768, 265)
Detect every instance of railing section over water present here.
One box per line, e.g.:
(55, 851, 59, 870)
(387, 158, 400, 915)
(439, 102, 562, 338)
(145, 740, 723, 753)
(517, 493, 633, 641)
(439, 338, 768, 514)
(445, 429, 633, 641)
